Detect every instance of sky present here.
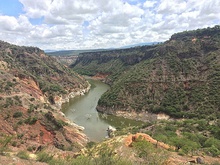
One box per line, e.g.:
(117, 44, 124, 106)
(0, 0, 219, 50)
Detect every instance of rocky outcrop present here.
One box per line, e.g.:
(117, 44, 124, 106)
(54, 82, 91, 109)
(97, 106, 158, 122)
(0, 40, 89, 153)
(124, 133, 176, 150)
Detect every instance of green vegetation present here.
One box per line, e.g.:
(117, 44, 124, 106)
(27, 104, 35, 113)
(13, 111, 23, 118)
(24, 116, 38, 125)
(143, 119, 220, 157)
(1, 26, 220, 163)
(17, 151, 29, 160)
(133, 137, 168, 164)
(4, 98, 14, 108)
(0, 134, 13, 155)
(37, 151, 54, 163)
(36, 143, 132, 165)
(70, 26, 220, 159)
(73, 26, 220, 120)
(0, 40, 88, 107)
(0, 40, 90, 161)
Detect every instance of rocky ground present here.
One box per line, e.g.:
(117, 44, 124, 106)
(0, 41, 90, 163)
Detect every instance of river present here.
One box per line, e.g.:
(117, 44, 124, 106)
(62, 79, 144, 142)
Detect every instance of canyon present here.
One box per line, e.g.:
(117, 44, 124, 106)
(1, 26, 220, 164)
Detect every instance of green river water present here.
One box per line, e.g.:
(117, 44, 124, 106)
(62, 79, 144, 142)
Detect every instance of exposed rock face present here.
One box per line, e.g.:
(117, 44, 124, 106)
(54, 82, 91, 109)
(124, 133, 176, 150)
(52, 55, 78, 66)
(0, 40, 89, 153)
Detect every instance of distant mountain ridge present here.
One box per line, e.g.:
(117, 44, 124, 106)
(120, 42, 160, 48)
(46, 42, 158, 57)
(46, 49, 108, 56)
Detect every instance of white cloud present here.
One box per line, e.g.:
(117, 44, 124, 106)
(0, 16, 19, 31)
(157, 0, 187, 14)
(0, 0, 219, 50)
(143, 1, 157, 8)
(19, 0, 50, 18)
(0, 15, 32, 32)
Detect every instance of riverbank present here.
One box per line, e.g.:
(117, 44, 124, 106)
(54, 80, 91, 110)
(96, 106, 172, 122)
(62, 79, 110, 141)
(62, 79, 146, 142)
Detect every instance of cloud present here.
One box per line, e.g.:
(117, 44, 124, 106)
(143, 1, 157, 8)
(19, 0, 50, 18)
(0, 15, 32, 32)
(0, 0, 219, 50)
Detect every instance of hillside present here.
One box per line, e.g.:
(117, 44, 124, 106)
(71, 26, 220, 159)
(47, 49, 108, 67)
(1, 26, 220, 164)
(71, 25, 220, 120)
(0, 41, 89, 157)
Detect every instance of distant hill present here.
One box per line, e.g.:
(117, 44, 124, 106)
(46, 42, 160, 66)
(120, 42, 160, 48)
(46, 49, 107, 56)
(71, 25, 220, 120)
(46, 42, 159, 57)
(70, 26, 220, 158)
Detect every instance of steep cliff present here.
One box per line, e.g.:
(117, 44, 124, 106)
(0, 41, 89, 154)
(72, 26, 220, 120)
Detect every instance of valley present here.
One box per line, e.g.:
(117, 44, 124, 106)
(0, 26, 220, 164)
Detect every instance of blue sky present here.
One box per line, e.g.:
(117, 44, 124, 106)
(0, 0, 23, 16)
(0, 0, 219, 50)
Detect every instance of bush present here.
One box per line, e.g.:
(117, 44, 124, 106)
(205, 145, 220, 157)
(0, 135, 13, 154)
(204, 137, 220, 149)
(37, 152, 53, 163)
(13, 111, 23, 118)
(48, 159, 69, 165)
(28, 104, 35, 113)
(4, 98, 13, 108)
(133, 137, 168, 164)
(27, 146, 36, 152)
(24, 117, 38, 125)
(17, 151, 29, 160)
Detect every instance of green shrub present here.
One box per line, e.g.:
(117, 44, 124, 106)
(205, 145, 220, 157)
(17, 120, 23, 125)
(37, 152, 53, 163)
(133, 137, 154, 158)
(17, 133, 24, 139)
(0, 135, 13, 154)
(28, 104, 35, 113)
(204, 138, 220, 149)
(17, 151, 29, 160)
(24, 117, 38, 125)
(13, 111, 23, 118)
(4, 98, 13, 108)
(27, 146, 36, 152)
(48, 159, 69, 165)
(133, 137, 168, 164)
